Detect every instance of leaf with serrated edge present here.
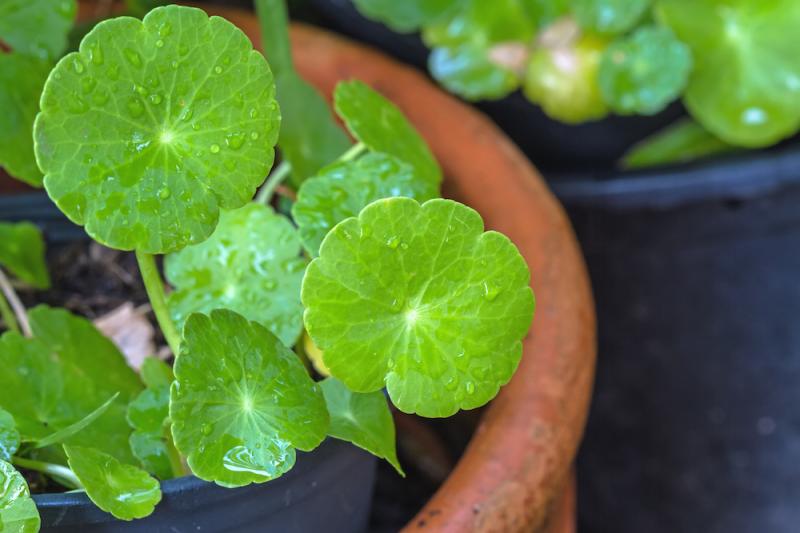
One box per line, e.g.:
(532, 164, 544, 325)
(0, 0, 76, 60)
(0, 222, 50, 289)
(0, 460, 40, 533)
(0, 410, 20, 462)
(170, 310, 328, 487)
(293, 152, 439, 257)
(0, 54, 50, 187)
(65, 445, 161, 520)
(302, 198, 535, 418)
(334, 80, 442, 187)
(166, 203, 306, 346)
(321, 377, 403, 475)
(34, 5, 280, 253)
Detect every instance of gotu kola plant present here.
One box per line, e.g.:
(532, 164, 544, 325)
(0, 3, 535, 529)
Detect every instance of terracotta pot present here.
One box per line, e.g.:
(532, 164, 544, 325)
(51, 4, 596, 531)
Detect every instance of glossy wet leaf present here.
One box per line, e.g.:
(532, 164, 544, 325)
(655, 0, 800, 147)
(353, 0, 462, 32)
(65, 445, 161, 520)
(292, 152, 439, 257)
(334, 80, 442, 187)
(0, 307, 141, 463)
(321, 377, 403, 475)
(34, 393, 119, 449)
(599, 26, 691, 116)
(0, 54, 50, 187)
(0, 0, 76, 60)
(129, 430, 173, 480)
(0, 222, 50, 289)
(0, 410, 19, 462)
(573, 0, 650, 35)
(0, 460, 40, 533)
(166, 203, 306, 347)
(127, 383, 174, 479)
(170, 310, 328, 487)
(34, 5, 280, 253)
(622, 118, 734, 169)
(302, 198, 535, 417)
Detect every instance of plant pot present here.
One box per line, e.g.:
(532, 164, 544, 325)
(548, 149, 800, 533)
(5, 4, 596, 531)
(306, 0, 684, 173)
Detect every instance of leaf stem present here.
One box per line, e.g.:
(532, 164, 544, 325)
(339, 142, 366, 163)
(0, 268, 30, 336)
(12, 456, 83, 490)
(164, 432, 186, 479)
(135, 251, 181, 356)
(0, 284, 20, 334)
(255, 161, 292, 205)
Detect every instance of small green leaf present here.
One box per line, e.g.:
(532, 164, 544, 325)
(0, 222, 50, 289)
(0, 54, 50, 187)
(129, 430, 173, 480)
(573, 0, 651, 35)
(292, 152, 439, 257)
(127, 388, 168, 435)
(302, 198, 535, 418)
(165, 203, 306, 347)
(622, 117, 735, 169)
(321, 377, 403, 475)
(0, 410, 20, 462)
(34, 5, 280, 253)
(599, 26, 691, 116)
(127, 384, 174, 479)
(428, 44, 520, 101)
(521, 0, 570, 29)
(34, 393, 119, 449)
(353, 0, 463, 32)
(0, 0, 77, 60)
(0, 460, 40, 533)
(64, 445, 161, 520)
(655, 0, 800, 147)
(170, 310, 329, 487)
(334, 80, 442, 187)
(139, 357, 174, 389)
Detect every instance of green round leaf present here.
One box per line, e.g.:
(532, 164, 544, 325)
(127, 387, 169, 435)
(428, 44, 520, 101)
(334, 80, 442, 187)
(0, 0, 76, 60)
(165, 203, 306, 347)
(0, 460, 39, 533)
(0, 222, 50, 289)
(522, 0, 570, 29)
(302, 198, 535, 418)
(353, 0, 462, 32)
(292, 152, 439, 257)
(655, 0, 800, 147)
(139, 357, 174, 389)
(170, 310, 328, 487)
(129, 430, 173, 480)
(573, 0, 651, 35)
(321, 377, 403, 475)
(34, 5, 280, 253)
(65, 445, 161, 520)
(127, 384, 173, 479)
(599, 26, 692, 116)
(0, 54, 50, 187)
(0, 410, 19, 463)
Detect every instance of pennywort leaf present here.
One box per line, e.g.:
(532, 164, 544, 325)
(321, 377, 403, 475)
(127, 385, 174, 479)
(573, 0, 651, 35)
(622, 117, 734, 169)
(170, 310, 328, 487)
(292, 152, 439, 257)
(0, 410, 20, 463)
(302, 198, 535, 418)
(0, 460, 40, 533)
(353, 0, 462, 33)
(139, 357, 174, 389)
(428, 44, 520, 101)
(0, 0, 77, 60)
(0, 222, 50, 289)
(34, 5, 280, 253)
(165, 203, 307, 347)
(334, 80, 442, 188)
(64, 445, 161, 521)
(599, 26, 692, 116)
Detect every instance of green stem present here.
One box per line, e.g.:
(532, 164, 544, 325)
(164, 432, 186, 479)
(0, 287, 19, 334)
(0, 268, 29, 336)
(13, 457, 82, 490)
(339, 142, 366, 162)
(135, 251, 181, 356)
(255, 161, 292, 205)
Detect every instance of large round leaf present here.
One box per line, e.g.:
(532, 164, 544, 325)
(656, 0, 800, 147)
(0, 0, 76, 60)
(165, 203, 306, 346)
(0, 460, 39, 533)
(34, 5, 280, 253)
(292, 152, 439, 257)
(170, 310, 328, 487)
(302, 198, 535, 418)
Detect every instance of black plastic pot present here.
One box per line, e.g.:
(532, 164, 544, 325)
(0, 195, 377, 533)
(547, 147, 800, 533)
(306, 0, 683, 173)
